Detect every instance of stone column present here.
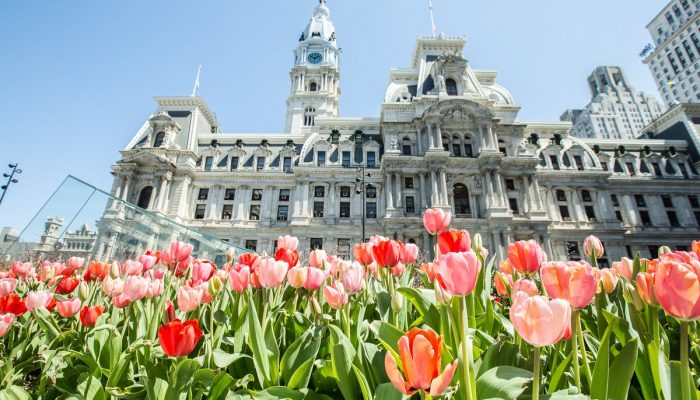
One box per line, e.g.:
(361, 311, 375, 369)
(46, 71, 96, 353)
(419, 173, 427, 209)
(422, 231, 432, 260)
(487, 123, 497, 150)
(435, 124, 444, 150)
(484, 171, 493, 207)
(427, 124, 435, 150)
(521, 176, 531, 214)
(236, 186, 249, 221)
(301, 183, 310, 218)
(161, 178, 173, 213)
(440, 169, 449, 205)
(492, 231, 503, 261)
(569, 189, 585, 222)
(328, 183, 337, 218)
(495, 172, 507, 207)
(386, 174, 394, 209)
(262, 186, 275, 222)
(156, 176, 169, 212)
(596, 190, 616, 222)
(547, 188, 560, 221)
(415, 124, 423, 154)
(121, 175, 132, 202)
(477, 125, 486, 153)
(395, 173, 403, 209)
(675, 196, 696, 227)
(531, 175, 545, 211)
(205, 186, 219, 220)
(430, 170, 439, 206)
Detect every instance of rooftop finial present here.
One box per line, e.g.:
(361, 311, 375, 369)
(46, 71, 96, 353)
(429, 1, 437, 36)
(320, 0, 327, 4)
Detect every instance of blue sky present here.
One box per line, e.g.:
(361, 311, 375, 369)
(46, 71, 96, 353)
(0, 0, 667, 230)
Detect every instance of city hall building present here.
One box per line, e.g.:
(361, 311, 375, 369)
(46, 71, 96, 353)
(102, 1, 700, 265)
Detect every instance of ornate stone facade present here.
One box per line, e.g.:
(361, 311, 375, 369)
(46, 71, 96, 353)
(105, 1, 700, 264)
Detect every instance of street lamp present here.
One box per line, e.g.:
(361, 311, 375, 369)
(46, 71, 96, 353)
(355, 167, 373, 243)
(0, 163, 22, 206)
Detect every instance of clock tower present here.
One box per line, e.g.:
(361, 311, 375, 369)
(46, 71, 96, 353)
(285, 0, 340, 134)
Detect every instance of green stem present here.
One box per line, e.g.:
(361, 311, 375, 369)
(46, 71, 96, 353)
(652, 306, 660, 345)
(681, 321, 691, 400)
(571, 309, 581, 391)
(532, 347, 541, 400)
(576, 312, 592, 388)
(342, 304, 351, 341)
(121, 304, 131, 344)
(459, 296, 474, 400)
(208, 302, 215, 368)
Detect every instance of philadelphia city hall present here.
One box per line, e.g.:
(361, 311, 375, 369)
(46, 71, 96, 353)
(104, 0, 700, 265)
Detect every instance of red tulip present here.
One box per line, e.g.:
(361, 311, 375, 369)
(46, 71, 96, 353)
(158, 319, 203, 357)
(83, 261, 109, 281)
(238, 253, 260, 269)
(654, 260, 700, 320)
(353, 243, 374, 266)
(494, 272, 512, 297)
(508, 240, 547, 274)
(510, 291, 571, 346)
(371, 240, 403, 268)
(80, 306, 104, 327)
(437, 229, 471, 254)
(54, 276, 80, 295)
(423, 208, 451, 235)
(384, 327, 457, 396)
(0, 294, 27, 316)
(275, 248, 299, 269)
(436, 251, 480, 296)
(540, 261, 597, 309)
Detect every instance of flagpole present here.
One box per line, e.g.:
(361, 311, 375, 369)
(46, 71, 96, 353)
(429, 1, 436, 36)
(191, 65, 202, 97)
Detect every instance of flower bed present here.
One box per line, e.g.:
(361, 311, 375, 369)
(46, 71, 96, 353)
(0, 208, 699, 399)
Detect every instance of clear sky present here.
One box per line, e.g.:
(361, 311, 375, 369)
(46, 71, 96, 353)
(0, 0, 668, 230)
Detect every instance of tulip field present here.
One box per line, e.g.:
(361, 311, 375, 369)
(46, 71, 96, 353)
(1, 208, 700, 399)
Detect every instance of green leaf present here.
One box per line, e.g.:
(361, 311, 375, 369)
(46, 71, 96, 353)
(75, 373, 106, 400)
(32, 308, 61, 341)
(590, 324, 613, 400)
(547, 351, 573, 394)
(0, 386, 31, 400)
(369, 321, 404, 362)
(165, 358, 201, 400)
(281, 326, 322, 389)
(352, 364, 373, 400)
(608, 338, 639, 400)
(373, 383, 404, 400)
(287, 358, 316, 391)
(475, 366, 532, 400)
(106, 352, 133, 388)
(247, 291, 273, 388)
(213, 349, 250, 369)
(328, 324, 359, 400)
(208, 372, 236, 400)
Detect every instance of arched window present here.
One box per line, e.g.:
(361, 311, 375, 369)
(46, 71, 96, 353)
(452, 135, 462, 157)
(402, 137, 412, 156)
(442, 136, 449, 151)
(446, 79, 458, 96)
(498, 140, 507, 156)
(304, 107, 316, 126)
(137, 186, 153, 209)
(153, 132, 166, 148)
(464, 135, 474, 157)
(309, 82, 318, 92)
(453, 184, 471, 216)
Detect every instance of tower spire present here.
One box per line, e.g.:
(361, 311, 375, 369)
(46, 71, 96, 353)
(429, 1, 437, 36)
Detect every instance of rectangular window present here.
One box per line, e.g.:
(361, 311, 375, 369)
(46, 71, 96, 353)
(224, 189, 235, 201)
(340, 202, 350, 218)
(550, 155, 560, 170)
(283, 157, 292, 172)
(585, 205, 596, 221)
(366, 202, 377, 218)
(279, 189, 290, 201)
(310, 238, 323, 250)
(668, 211, 680, 227)
(245, 240, 257, 252)
(505, 179, 515, 191)
(662, 195, 673, 208)
(314, 186, 325, 197)
(367, 152, 376, 166)
(342, 151, 351, 166)
(256, 157, 265, 171)
(198, 188, 209, 200)
(689, 195, 699, 208)
(652, 162, 662, 176)
(616, 210, 623, 222)
(205, 157, 214, 171)
(665, 11, 674, 24)
(648, 245, 659, 258)
(695, 211, 700, 226)
(635, 195, 646, 207)
(611, 194, 619, 207)
(465, 144, 474, 157)
(313, 202, 324, 217)
(559, 205, 570, 220)
(249, 205, 260, 220)
(317, 151, 326, 166)
(406, 196, 415, 214)
(556, 191, 567, 202)
(566, 241, 581, 260)
(452, 145, 462, 157)
(337, 239, 351, 255)
(626, 162, 636, 176)
(252, 189, 263, 201)
(640, 210, 652, 226)
(221, 205, 233, 220)
(231, 157, 239, 171)
(366, 186, 377, 198)
(405, 177, 414, 189)
(403, 145, 412, 156)
(574, 155, 584, 171)
(194, 204, 206, 220)
(601, 162, 608, 171)
(581, 191, 592, 202)
(509, 198, 519, 215)
(277, 205, 289, 221)
(340, 187, 351, 198)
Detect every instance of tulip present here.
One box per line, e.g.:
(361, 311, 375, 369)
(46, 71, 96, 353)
(384, 327, 457, 396)
(305, 267, 326, 291)
(0, 313, 15, 337)
(371, 240, 403, 268)
(26, 290, 53, 311)
(508, 240, 547, 274)
(693, 241, 700, 258)
(192, 261, 216, 283)
(112, 294, 130, 309)
(56, 298, 81, 318)
(84, 261, 109, 281)
(480, 247, 489, 260)
(170, 240, 194, 263)
(309, 249, 328, 269)
(150, 268, 166, 280)
(436, 251, 480, 296)
(277, 235, 299, 251)
(342, 262, 364, 293)
(67, 257, 85, 273)
(636, 272, 658, 306)
(146, 279, 164, 298)
(597, 268, 619, 294)
(102, 276, 124, 297)
(175, 256, 193, 277)
(401, 243, 419, 264)
(54, 276, 80, 295)
(139, 255, 158, 272)
(0, 294, 27, 316)
(434, 280, 453, 305)
(287, 267, 307, 289)
(39, 264, 56, 282)
(437, 229, 471, 254)
(163, 300, 175, 324)
(423, 208, 452, 235)
(660, 251, 699, 264)
(583, 235, 604, 261)
(353, 243, 374, 266)
(80, 306, 104, 327)
(207, 275, 223, 297)
(323, 281, 348, 309)
(158, 319, 203, 357)
(540, 261, 597, 309)
(510, 291, 571, 346)
(110, 261, 121, 279)
(177, 285, 203, 312)
(78, 281, 89, 301)
(275, 248, 299, 269)
(257, 258, 288, 288)
(494, 272, 512, 297)
(420, 262, 437, 282)
(659, 245, 672, 256)
(472, 233, 483, 253)
(11, 262, 33, 279)
(226, 248, 236, 262)
(513, 278, 539, 297)
(370, 235, 389, 246)
(228, 266, 250, 293)
(238, 253, 260, 269)
(653, 260, 700, 320)
(499, 260, 514, 275)
(0, 278, 17, 297)
(160, 250, 172, 267)
(612, 257, 633, 281)
(123, 275, 149, 302)
(121, 261, 142, 276)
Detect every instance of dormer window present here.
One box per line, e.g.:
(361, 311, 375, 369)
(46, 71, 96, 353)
(317, 151, 326, 166)
(309, 82, 318, 92)
(446, 79, 458, 96)
(154, 132, 166, 148)
(257, 157, 265, 171)
(367, 152, 376, 167)
(204, 157, 214, 171)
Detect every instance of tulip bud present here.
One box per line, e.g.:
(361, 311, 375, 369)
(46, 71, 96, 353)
(434, 280, 453, 305)
(391, 290, 404, 312)
(162, 300, 175, 324)
(226, 248, 235, 262)
(78, 281, 89, 301)
(310, 296, 322, 317)
(208, 275, 223, 296)
(110, 261, 121, 279)
(658, 246, 672, 256)
(472, 233, 483, 254)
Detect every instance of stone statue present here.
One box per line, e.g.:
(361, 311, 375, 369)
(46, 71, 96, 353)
(390, 138, 398, 150)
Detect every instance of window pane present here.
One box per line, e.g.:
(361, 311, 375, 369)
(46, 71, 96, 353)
(205, 157, 214, 171)
(342, 151, 351, 166)
(249, 205, 260, 220)
(367, 152, 376, 166)
(317, 151, 326, 166)
(340, 202, 350, 218)
(366, 202, 377, 218)
(222, 205, 233, 220)
(402, 145, 412, 156)
(195, 204, 206, 219)
(313, 202, 324, 217)
(340, 187, 350, 197)
(277, 205, 289, 221)
(257, 157, 265, 171)
(310, 238, 323, 250)
(224, 189, 235, 201)
(231, 157, 239, 171)
(252, 189, 263, 201)
(198, 188, 209, 200)
(366, 187, 376, 198)
(245, 240, 257, 251)
(406, 196, 415, 213)
(279, 189, 290, 201)
(283, 157, 292, 172)
(314, 186, 325, 197)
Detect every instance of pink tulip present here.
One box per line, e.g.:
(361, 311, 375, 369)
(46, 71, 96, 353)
(423, 208, 451, 235)
(390, 262, 406, 277)
(612, 258, 633, 281)
(170, 240, 194, 263)
(112, 294, 131, 308)
(512, 278, 539, 297)
(228, 267, 250, 293)
(150, 268, 166, 280)
(354, 243, 374, 266)
(421, 262, 437, 282)
(436, 251, 480, 296)
(197, 281, 213, 304)
(146, 279, 164, 298)
(654, 260, 700, 320)
(67, 257, 85, 272)
(369, 235, 389, 246)
(102, 276, 124, 297)
(540, 261, 597, 309)
(597, 268, 619, 294)
(583, 235, 604, 259)
(0, 278, 17, 297)
(26, 290, 54, 311)
(636, 272, 658, 306)
(256, 258, 288, 288)
(508, 240, 547, 274)
(161, 250, 172, 266)
(342, 262, 364, 293)
(11, 262, 33, 279)
(309, 249, 328, 269)
(139, 255, 158, 272)
(401, 243, 419, 264)
(0, 313, 15, 337)
(510, 291, 571, 346)
(121, 261, 143, 276)
(494, 272, 512, 297)
(304, 267, 326, 291)
(56, 298, 82, 318)
(39, 264, 56, 282)
(123, 275, 149, 302)
(177, 285, 203, 312)
(192, 261, 216, 283)
(287, 267, 307, 289)
(277, 235, 299, 251)
(323, 281, 348, 309)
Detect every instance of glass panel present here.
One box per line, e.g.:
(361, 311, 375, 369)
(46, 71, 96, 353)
(1, 175, 248, 264)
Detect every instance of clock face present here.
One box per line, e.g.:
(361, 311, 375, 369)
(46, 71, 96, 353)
(307, 52, 323, 65)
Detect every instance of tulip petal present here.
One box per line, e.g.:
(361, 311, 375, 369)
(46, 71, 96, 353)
(430, 360, 458, 396)
(385, 351, 412, 395)
(410, 334, 437, 390)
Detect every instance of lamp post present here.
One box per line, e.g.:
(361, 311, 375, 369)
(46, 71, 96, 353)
(355, 167, 373, 243)
(0, 163, 22, 206)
